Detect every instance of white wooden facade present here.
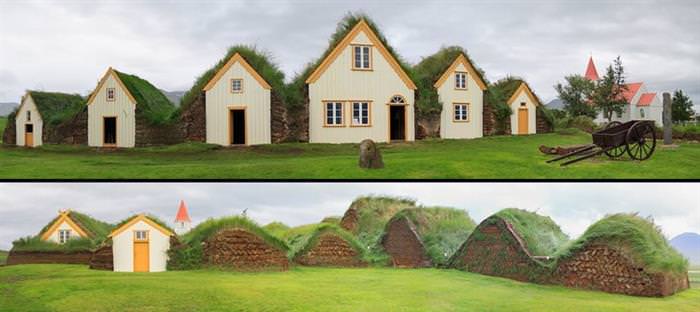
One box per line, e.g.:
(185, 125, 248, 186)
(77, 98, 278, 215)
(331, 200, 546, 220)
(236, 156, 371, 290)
(508, 83, 540, 135)
(435, 54, 486, 139)
(87, 68, 136, 148)
(14, 93, 43, 147)
(40, 211, 88, 244)
(203, 53, 272, 146)
(306, 20, 417, 143)
(109, 215, 173, 273)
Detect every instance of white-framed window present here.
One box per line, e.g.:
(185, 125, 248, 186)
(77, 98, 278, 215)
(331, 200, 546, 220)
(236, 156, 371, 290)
(454, 103, 470, 122)
(26, 111, 31, 121)
(231, 79, 243, 93)
(325, 102, 343, 126)
(455, 72, 467, 89)
(352, 102, 370, 126)
(58, 230, 71, 244)
(106, 88, 115, 101)
(353, 45, 371, 70)
(640, 108, 645, 118)
(390, 95, 406, 104)
(134, 230, 148, 241)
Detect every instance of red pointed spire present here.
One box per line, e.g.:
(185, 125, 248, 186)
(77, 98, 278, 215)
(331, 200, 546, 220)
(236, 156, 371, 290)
(175, 200, 191, 222)
(584, 56, 600, 81)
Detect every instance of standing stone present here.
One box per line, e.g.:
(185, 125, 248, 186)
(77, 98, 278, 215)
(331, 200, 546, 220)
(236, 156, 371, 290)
(662, 92, 672, 145)
(358, 139, 384, 169)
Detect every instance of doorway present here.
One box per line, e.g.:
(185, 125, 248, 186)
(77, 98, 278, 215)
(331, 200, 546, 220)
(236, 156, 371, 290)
(24, 124, 33, 147)
(133, 241, 149, 272)
(389, 105, 405, 141)
(230, 109, 246, 145)
(518, 108, 529, 135)
(103, 117, 117, 145)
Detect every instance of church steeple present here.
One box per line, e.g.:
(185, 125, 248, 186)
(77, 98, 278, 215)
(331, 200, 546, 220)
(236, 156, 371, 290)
(174, 200, 192, 235)
(584, 56, 600, 81)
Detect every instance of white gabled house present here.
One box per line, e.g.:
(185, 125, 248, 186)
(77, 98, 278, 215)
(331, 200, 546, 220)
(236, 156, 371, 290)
(86, 68, 137, 148)
(40, 210, 90, 244)
(434, 53, 488, 139)
(305, 19, 417, 143)
(109, 214, 174, 272)
(507, 82, 541, 135)
(14, 91, 84, 147)
(202, 53, 272, 146)
(14, 92, 43, 147)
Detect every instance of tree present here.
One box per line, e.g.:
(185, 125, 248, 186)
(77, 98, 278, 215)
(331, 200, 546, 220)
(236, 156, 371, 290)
(554, 75, 596, 118)
(592, 56, 628, 122)
(671, 89, 695, 123)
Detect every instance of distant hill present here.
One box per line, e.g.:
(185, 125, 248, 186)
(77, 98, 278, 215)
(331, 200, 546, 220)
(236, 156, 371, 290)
(546, 98, 564, 110)
(160, 90, 186, 106)
(670, 232, 700, 265)
(0, 102, 19, 116)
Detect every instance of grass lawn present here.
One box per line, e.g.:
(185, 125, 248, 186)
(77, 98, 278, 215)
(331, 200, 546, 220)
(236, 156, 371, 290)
(0, 250, 7, 265)
(0, 132, 698, 179)
(0, 265, 697, 312)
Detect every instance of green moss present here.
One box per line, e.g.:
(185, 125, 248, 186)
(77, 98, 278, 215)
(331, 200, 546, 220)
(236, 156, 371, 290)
(113, 70, 176, 125)
(27, 91, 85, 127)
(290, 223, 365, 260)
(554, 213, 688, 275)
(494, 208, 569, 257)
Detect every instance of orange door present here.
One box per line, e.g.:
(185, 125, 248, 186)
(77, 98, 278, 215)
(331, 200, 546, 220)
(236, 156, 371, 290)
(518, 108, 529, 135)
(133, 242, 149, 272)
(25, 133, 33, 147)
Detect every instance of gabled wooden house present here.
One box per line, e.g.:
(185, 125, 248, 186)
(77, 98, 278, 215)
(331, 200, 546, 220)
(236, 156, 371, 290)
(13, 91, 84, 147)
(109, 214, 174, 272)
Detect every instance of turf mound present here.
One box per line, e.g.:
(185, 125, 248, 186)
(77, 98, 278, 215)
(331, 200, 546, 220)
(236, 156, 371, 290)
(448, 208, 567, 282)
(380, 207, 476, 268)
(553, 213, 689, 296)
(339, 195, 417, 248)
(113, 70, 177, 125)
(168, 216, 289, 271)
(291, 223, 366, 267)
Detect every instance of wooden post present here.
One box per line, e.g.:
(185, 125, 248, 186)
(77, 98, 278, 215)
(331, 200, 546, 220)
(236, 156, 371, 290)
(663, 92, 672, 145)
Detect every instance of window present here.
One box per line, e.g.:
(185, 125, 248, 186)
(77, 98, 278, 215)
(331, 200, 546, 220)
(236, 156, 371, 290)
(26, 111, 31, 121)
(134, 230, 148, 241)
(231, 79, 243, 93)
(390, 95, 406, 104)
(455, 72, 467, 89)
(640, 108, 645, 118)
(58, 230, 71, 244)
(352, 102, 370, 126)
(454, 103, 470, 122)
(325, 102, 343, 126)
(520, 102, 526, 107)
(353, 45, 371, 70)
(106, 88, 115, 101)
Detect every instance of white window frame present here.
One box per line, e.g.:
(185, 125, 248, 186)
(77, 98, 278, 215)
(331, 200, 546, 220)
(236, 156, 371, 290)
(106, 88, 115, 101)
(352, 45, 372, 70)
(324, 102, 344, 126)
(58, 229, 71, 244)
(231, 79, 243, 93)
(134, 230, 149, 241)
(453, 103, 470, 122)
(455, 72, 467, 90)
(352, 102, 370, 126)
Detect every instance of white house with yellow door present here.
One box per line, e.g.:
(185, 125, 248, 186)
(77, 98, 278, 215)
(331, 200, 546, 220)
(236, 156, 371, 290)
(305, 19, 417, 143)
(14, 91, 84, 147)
(40, 210, 91, 244)
(507, 81, 541, 135)
(202, 52, 272, 146)
(109, 214, 174, 272)
(434, 53, 488, 139)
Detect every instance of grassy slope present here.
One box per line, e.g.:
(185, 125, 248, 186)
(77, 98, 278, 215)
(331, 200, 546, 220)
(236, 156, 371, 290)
(494, 208, 569, 257)
(0, 133, 698, 178)
(0, 265, 698, 312)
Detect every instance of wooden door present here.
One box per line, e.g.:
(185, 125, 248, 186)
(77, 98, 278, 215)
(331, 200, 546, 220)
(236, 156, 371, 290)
(133, 241, 149, 272)
(518, 108, 529, 134)
(24, 124, 33, 147)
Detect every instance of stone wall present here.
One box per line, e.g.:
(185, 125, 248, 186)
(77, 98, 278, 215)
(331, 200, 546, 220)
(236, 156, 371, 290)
(339, 207, 358, 234)
(482, 104, 510, 136)
(6, 250, 93, 265)
(554, 242, 689, 297)
(381, 217, 432, 268)
(46, 108, 88, 144)
(89, 245, 113, 271)
(536, 109, 552, 133)
(270, 91, 290, 143)
(294, 232, 366, 267)
(203, 228, 289, 270)
(135, 113, 184, 147)
(2, 114, 16, 145)
(415, 113, 440, 140)
(180, 93, 206, 142)
(285, 87, 309, 142)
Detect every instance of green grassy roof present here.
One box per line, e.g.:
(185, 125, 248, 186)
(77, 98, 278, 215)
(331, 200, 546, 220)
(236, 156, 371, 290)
(113, 70, 176, 125)
(182, 216, 288, 252)
(113, 214, 174, 234)
(413, 46, 487, 115)
(38, 210, 113, 240)
(493, 208, 569, 257)
(384, 207, 476, 265)
(179, 45, 286, 111)
(347, 195, 417, 248)
(13, 210, 112, 252)
(263, 222, 291, 238)
(488, 77, 542, 107)
(27, 91, 84, 127)
(555, 213, 688, 274)
(289, 223, 365, 260)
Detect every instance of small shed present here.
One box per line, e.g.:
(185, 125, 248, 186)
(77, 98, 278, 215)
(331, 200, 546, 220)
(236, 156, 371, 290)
(13, 91, 83, 147)
(109, 214, 174, 272)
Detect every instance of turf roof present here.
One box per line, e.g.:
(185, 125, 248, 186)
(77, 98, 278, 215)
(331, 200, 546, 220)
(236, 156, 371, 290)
(555, 213, 688, 274)
(38, 210, 113, 240)
(113, 70, 176, 125)
(25, 91, 85, 127)
(289, 223, 365, 260)
(347, 195, 417, 246)
(112, 214, 174, 234)
(493, 208, 569, 257)
(14, 210, 112, 252)
(179, 45, 286, 111)
(182, 216, 288, 252)
(488, 76, 542, 106)
(383, 207, 476, 265)
(413, 46, 487, 115)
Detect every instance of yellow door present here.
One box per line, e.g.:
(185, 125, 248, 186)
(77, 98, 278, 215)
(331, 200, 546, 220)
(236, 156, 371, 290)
(133, 242, 149, 272)
(25, 133, 33, 147)
(518, 108, 529, 135)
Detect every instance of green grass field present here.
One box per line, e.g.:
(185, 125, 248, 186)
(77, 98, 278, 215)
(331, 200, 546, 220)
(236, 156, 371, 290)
(0, 116, 7, 142)
(0, 265, 697, 311)
(0, 132, 698, 179)
(0, 250, 7, 265)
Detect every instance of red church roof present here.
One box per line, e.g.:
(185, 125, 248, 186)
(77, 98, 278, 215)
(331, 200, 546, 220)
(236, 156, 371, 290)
(637, 92, 656, 106)
(622, 82, 643, 103)
(175, 200, 191, 222)
(585, 56, 600, 81)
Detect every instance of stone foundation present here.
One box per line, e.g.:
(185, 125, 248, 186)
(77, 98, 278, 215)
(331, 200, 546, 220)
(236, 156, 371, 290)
(6, 250, 93, 265)
(294, 232, 366, 267)
(381, 217, 431, 268)
(536, 109, 552, 133)
(203, 229, 289, 270)
(180, 93, 206, 142)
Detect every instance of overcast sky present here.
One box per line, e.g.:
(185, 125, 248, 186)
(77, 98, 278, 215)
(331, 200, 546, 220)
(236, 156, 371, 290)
(0, 183, 697, 250)
(0, 0, 698, 111)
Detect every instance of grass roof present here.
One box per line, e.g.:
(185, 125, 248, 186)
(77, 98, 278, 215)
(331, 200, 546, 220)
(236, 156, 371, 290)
(493, 208, 569, 257)
(182, 216, 288, 252)
(179, 45, 286, 111)
(27, 91, 85, 127)
(384, 207, 476, 265)
(413, 46, 487, 115)
(38, 210, 113, 240)
(287, 12, 414, 110)
(289, 223, 365, 260)
(113, 214, 174, 234)
(113, 70, 176, 125)
(347, 195, 417, 249)
(554, 213, 688, 274)
(263, 222, 291, 239)
(13, 210, 112, 252)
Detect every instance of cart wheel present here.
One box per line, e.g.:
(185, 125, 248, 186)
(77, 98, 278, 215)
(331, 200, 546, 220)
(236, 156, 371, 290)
(625, 121, 656, 160)
(603, 121, 626, 158)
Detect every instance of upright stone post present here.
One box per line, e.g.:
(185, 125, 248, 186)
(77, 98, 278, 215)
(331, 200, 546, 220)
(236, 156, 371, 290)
(663, 92, 672, 145)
